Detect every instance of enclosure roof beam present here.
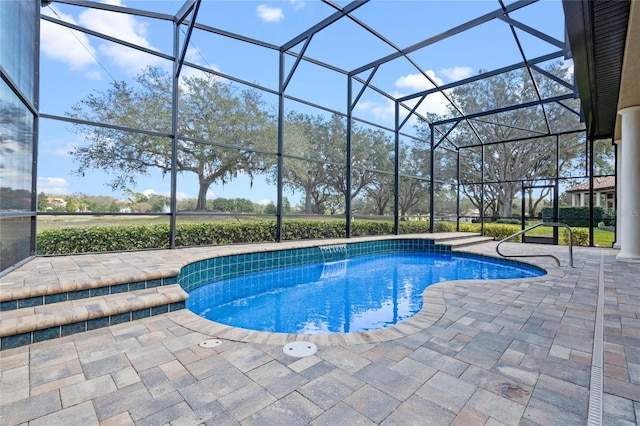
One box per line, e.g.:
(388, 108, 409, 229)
(396, 51, 564, 102)
(40, 113, 173, 139)
(350, 0, 536, 75)
(175, 0, 201, 78)
(435, 120, 462, 149)
(175, 0, 197, 24)
(398, 95, 427, 131)
(1, 66, 37, 116)
(41, 14, 174, 62)
(556, 100, 581, 117)
(351, 66, 379, 110)
(530, 64, 575, 92)
(499, 0, 551, 134)
(280, 0, 369, 52)
(49, 0, 174, 21)
(457, 128, 583, 150)
(497, 15, 565, 49)
(470, 118, 548, 135)
(283, 36, 313, 91)
(432, 93, 575, 126)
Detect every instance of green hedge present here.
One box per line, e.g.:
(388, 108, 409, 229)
(37, 224, 172, 255)
(35, 218, 593, 255)
(37, 219, 437, 255)
(540, 206, 614, 227)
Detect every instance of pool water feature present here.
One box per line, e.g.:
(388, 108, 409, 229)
(319, 244, 347, 262)
(186, 251, 544, 334)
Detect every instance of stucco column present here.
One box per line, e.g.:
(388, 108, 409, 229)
(616, 105, 640, 262)
(613, 139, 622, 249)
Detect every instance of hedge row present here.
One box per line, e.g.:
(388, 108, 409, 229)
(36, 220, 429, 255)
(540, 206, 615, 227)
(35, 219, 591, 255)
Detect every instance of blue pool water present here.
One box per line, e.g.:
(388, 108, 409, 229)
(187, 252, 544, 334)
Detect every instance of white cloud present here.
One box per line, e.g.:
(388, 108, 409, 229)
(257, 4, 284, 22)
(404, 91, 451, 118)
(38, 177, 71, 194)
(355, 99, 395, 122)
(395, 71, 443, 91)
(78, 0, 163, 75)
(290, 0, 306, 11)
(257, 199, 273, 205)
(40, 6, 98, 72)
(440, 66, 473, 81)
(355, 71, 451, 123)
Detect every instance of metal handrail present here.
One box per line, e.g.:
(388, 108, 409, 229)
(495, 222, 574, 267)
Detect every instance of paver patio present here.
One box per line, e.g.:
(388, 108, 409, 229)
(1, 240, 638, 425)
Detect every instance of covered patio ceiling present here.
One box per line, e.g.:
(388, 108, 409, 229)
(563, 0, 637, 140)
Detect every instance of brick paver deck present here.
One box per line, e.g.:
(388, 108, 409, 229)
(1, 239, 638, 425)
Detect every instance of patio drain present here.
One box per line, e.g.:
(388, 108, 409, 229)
(283, 341, 317, 357)
(199, 338, 223, 348)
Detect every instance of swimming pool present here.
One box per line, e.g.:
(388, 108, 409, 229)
(185, 250, 544, 334)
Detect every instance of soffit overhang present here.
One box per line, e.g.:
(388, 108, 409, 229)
(563, 0, 632, 139)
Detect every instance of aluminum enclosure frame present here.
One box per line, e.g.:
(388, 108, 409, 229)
(23, 0, 609, 261)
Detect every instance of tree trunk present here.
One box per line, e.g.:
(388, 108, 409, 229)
(500, 183, 518, 218)
(304, 185, 312, 214)
(196, 180, 211, 211)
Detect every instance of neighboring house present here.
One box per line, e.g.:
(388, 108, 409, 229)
(566, 176, 615, 209)
(44, 197, 67, 210)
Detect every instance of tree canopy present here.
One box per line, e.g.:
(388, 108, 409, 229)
(425, 62, 600, 219)
(67, 66, 276, 210)
(64, 61, 607, 220)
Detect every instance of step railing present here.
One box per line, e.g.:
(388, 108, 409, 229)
(495, 222, 574, 267)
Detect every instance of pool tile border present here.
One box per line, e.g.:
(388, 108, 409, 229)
(178, 239, 447, 292)
(0, 276, 177, 312)
(0, 301, 186, 350)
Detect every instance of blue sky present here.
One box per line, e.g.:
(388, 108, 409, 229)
(36, 0, 569, 206)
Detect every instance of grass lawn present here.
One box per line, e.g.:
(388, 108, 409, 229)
(517, 223, 614, 247)
(36, 214, 271, 231)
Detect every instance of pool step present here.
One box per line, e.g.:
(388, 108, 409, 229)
(0, 285, 188, 350)
(438, 235, 495, 248)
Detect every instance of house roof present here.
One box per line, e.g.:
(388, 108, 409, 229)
(566, 176, 615, 193)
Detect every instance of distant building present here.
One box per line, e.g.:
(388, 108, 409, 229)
(566, 176, 615, 209)
(45, 197, 67, 210)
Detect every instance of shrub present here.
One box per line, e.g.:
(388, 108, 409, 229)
(496, 218, 520, 224)
(562, 227, 589, 246)
(483, 223, 521, 241)
(39, 219, 422, 255)
(351, 220, 393, 236)
(602, 209, 616, 226)
(458, 223, 481, 233)
(43, 218, 595, 255)
(540, 206, 608, 227)
(432, 222, 456, 232)
(37, 224, 171, 255)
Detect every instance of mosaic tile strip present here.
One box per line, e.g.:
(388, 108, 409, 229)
(179, 238, 449, 293)
(0, 276, 178, 312)
(0, 301, 185, 350)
